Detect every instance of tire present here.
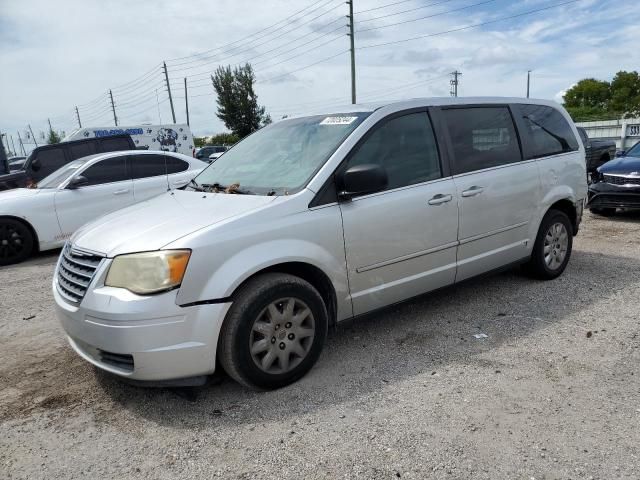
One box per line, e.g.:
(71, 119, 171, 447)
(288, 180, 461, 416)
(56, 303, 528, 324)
(0, 218, 34, 266)
(590, 207, 616, 217)
(523, 209, 573, 280)
(218, 273, 328, 390)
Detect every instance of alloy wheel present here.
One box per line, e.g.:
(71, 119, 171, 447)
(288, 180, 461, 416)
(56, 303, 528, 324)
(543, 222, 569, 271)
(249, 297, 316, 374)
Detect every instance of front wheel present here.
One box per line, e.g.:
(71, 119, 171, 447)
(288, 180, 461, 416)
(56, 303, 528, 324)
(218, 273, 328, 390)
(523, 209, 573, 280)
(0, 219, 34, 266)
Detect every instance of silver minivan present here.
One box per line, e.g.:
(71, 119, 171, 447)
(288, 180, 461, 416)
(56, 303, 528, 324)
(54, 97, 587, 390)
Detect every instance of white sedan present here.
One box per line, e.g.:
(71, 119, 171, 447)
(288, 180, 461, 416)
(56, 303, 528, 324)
(0, 150, 206, 265)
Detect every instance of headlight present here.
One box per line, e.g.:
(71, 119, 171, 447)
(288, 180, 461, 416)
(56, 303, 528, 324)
(105, 250, 191, 295)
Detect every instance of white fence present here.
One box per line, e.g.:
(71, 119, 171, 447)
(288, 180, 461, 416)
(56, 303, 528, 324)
(576, 118, 640, 150)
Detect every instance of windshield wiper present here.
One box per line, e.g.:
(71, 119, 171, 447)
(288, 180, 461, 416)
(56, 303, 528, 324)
(201, 182, 252, 195)
(187, 179, 205, 191)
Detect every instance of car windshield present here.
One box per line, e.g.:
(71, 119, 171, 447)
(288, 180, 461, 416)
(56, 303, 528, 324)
(626, 142, 640, 157)
(37, 159, 89, 188)
(191, 112, 370, 195)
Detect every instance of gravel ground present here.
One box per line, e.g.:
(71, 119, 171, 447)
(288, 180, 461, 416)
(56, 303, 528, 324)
(1, 211, 639, 479)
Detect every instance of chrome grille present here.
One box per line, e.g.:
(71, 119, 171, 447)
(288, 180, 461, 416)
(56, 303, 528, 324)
(56, 244, 104, 304)
(603, 174, 640, 186)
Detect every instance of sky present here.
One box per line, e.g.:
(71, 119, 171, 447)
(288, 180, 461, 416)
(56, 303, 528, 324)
(1, 0, 638, 151)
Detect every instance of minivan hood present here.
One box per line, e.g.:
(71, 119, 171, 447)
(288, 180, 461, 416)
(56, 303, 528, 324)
(72, 190, 277, 257)
(599, 156, 640, 174)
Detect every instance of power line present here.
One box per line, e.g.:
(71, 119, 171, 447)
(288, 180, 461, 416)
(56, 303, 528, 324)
(355, 0, 415, 15)
(358, 0, 581, 49)
(257, 49, 349, 84)
(357, 0, 457, 24)
(168, 2, 344, 76)
(358, 0, 499, 33)
(167, 0, 339, 68)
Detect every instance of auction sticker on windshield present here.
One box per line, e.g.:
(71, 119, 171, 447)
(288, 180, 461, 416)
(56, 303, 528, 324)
(320, 116, 358, 125)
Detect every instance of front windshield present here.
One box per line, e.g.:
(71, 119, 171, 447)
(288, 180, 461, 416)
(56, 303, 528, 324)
(192, 112, 370, 194)
(626, 141, 640, 157)
(37, 160, 88, 188)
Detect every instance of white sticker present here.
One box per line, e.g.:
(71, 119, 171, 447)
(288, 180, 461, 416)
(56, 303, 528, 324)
(320, 116, 358, 125)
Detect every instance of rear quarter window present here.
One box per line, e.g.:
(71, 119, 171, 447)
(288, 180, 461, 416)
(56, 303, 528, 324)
(165, 157, 189, 174)
(517, 104, 579, 159)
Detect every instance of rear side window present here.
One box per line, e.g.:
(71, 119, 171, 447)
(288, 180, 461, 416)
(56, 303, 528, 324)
(443, 107, 521, 175)
(130, 154, 167, 179)
(69, 142, 97, 160)
(100, 137, 131, 152)
(346, 112, 441, 191)
(518, 104, 579, 159)
(165, 156, 189, 174)
(33, 149, 67, 177)
(82, 157, 129, 186)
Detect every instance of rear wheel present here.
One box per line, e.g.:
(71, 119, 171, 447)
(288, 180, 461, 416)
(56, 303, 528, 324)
(218, 273, 328, 390)
(590, 207, 616, 217)
(523, 209, 573, 280)
(0, 219, 34, 266)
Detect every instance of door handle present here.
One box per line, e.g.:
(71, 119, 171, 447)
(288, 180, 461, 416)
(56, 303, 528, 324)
(113, 189, 129, 195)
(428, 194, 453, 205)
(461, 186, 484, 197)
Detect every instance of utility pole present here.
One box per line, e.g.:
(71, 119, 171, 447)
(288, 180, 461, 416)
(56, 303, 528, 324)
(526, 70, 531, 98)
(47, 118, 53, 134)
(9, 135, 16, 156)
(17, 131, 26, 155)
(347, 0, 357, 104)
(163, 62, 177, 124)
(184, 77, 190, 127)
(28, 124, 38, 147)
(109, 90, 118, 126)
(450, 71, 462, 97)
(75, 106, 82, 128)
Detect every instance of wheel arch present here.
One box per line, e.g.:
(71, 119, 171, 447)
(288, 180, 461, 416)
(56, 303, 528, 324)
(546, 199, 577, 235)
(229, 261, 339, 328)
(0, 215, 40, 253)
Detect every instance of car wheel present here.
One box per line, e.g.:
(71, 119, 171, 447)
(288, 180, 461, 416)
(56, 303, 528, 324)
(589, 207, 616, 217)
(523, 209, 573, 280)
(0, 218, 34, 266)
(218, 273, 328, 390)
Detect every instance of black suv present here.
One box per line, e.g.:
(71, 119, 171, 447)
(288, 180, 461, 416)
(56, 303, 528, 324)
(0, 134, 136, 191)
(195, 145, 227, 161)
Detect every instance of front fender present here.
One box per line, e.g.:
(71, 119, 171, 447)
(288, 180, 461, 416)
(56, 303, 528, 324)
(176, 239, 351, 320)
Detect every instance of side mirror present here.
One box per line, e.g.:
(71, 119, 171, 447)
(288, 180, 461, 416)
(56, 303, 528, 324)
(67, 175, 89, 189)
(31, 159, 41, 172)
(616, 150, 625, 157)
(338, 164, 388, 200)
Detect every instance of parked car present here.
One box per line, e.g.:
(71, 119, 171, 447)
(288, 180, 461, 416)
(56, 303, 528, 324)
(0, 150, 205, 265)
(196, 145, 227, 161)
(54, 97, 586, 390)
(8, 156, 27, 171)
(615, 140, 640, 158)
(588, 148, 640, 216)
(0, 134, 136, 191)
(576, 127, 616, 173)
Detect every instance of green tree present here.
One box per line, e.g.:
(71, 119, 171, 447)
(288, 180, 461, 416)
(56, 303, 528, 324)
(609, 70, 640, 117)
(564, 78, 611, 109)
(212, 63, 270, 138)
(47, 129, 62, 144)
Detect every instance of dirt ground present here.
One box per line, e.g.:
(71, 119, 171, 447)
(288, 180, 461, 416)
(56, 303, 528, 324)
(1, 211, 639, 479)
